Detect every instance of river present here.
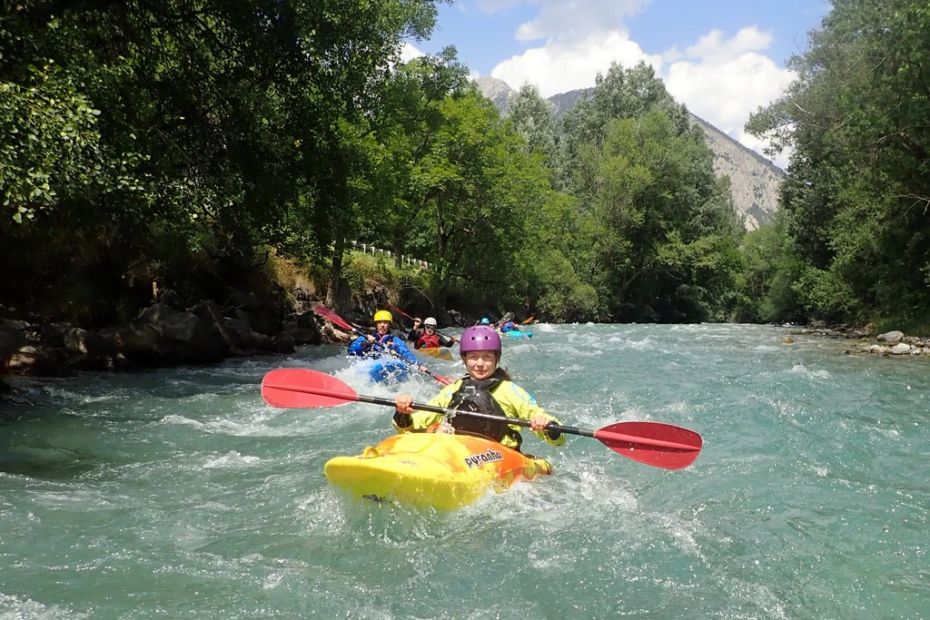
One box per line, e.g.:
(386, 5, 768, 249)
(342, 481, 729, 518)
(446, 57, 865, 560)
(1, 324, 927, 619)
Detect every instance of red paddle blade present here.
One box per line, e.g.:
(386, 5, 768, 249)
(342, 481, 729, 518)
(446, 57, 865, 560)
(428, 372, 453, 385)
(312, 305, 355, 332)
(595, 421, 702, 470)
(261, 368, 359, 409)
(387, 304, 414, 321)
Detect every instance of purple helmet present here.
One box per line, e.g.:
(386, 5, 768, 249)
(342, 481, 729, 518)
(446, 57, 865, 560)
(459, 326, 501, 354)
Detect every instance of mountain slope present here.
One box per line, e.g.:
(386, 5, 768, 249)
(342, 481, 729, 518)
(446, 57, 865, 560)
(689, 114, 783, 230)
(477, 78, 783, 231)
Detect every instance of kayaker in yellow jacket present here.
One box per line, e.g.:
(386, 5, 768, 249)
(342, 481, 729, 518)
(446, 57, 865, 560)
(393, 325, 566, 451)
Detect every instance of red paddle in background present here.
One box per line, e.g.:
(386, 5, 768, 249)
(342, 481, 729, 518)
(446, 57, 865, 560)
(313, 305, 453, 386)
(387, 304, 416, 323)
(261, 368, 703, 470)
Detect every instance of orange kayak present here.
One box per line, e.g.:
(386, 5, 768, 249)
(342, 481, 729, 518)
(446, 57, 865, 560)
(416, 347, 453, 361)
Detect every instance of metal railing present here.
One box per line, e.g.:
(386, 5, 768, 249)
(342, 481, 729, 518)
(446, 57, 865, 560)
(350, 240, 429, 270)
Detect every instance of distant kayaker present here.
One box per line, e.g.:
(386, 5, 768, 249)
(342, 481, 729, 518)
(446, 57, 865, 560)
(348, 310, 422, 368)
(498, 319, 518, 334)
(392, 326, 565, 451)
(413, 317, 458, 350)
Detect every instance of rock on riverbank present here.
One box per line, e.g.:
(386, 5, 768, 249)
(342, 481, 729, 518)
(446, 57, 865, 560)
(0, 297, 326, 381)
(791, 325, 930, 356)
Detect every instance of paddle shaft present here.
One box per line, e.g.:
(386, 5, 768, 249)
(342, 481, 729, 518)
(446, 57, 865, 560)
(303, 385, 695, 451)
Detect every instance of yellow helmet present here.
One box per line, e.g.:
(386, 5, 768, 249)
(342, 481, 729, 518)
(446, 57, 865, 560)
(373, 310, 393, 323)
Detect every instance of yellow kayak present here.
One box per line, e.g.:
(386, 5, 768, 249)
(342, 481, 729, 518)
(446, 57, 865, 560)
(324, 431, 552, 510)
(416, 347, 453, 361)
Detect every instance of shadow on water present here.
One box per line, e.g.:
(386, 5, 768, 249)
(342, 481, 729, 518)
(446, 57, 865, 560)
(0, 444, 103, 478)
(0, 395, 122, 480)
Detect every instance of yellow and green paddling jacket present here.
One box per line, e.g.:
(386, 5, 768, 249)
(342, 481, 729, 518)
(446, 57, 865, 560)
(393, 377, 567, 450)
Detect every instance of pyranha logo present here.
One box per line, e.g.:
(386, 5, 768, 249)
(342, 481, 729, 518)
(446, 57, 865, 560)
(464, 449, 504, 469)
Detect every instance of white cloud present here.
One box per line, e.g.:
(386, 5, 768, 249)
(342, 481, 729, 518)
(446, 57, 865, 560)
(684, 27, 774, 64)
(493, 31, 662, 98)
(474, 0, 649, 45)
(400, 42, 425, 63)
(664, 28, 795, 167)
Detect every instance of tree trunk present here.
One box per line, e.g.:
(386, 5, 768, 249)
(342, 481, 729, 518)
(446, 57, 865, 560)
(393, 237, 404, 269)
(326, 237, 346, 309)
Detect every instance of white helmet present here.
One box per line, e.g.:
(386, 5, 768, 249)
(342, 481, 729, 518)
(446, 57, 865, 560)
(424, 317, 438, 327)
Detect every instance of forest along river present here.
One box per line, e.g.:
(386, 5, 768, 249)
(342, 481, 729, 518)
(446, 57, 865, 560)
(0, 324, 927, 620)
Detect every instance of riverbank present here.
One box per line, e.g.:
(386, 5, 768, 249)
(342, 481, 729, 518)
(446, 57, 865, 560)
(0, 250, 427, 389)
(0, 297, 320, 380)
(787, 323, 930, 357)
(0, 293, 480, 396)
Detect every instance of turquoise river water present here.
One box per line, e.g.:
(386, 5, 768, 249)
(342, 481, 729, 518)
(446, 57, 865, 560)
(0, 323, 927, 619)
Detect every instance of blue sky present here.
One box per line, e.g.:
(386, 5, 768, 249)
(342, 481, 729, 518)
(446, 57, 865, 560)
(405, 0, 833, 165)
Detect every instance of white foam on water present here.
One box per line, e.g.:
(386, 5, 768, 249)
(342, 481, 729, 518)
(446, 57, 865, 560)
(203, 451, 261, 469)
(788, 363, 833, 381)
(0, 593, 88, 620)
(157, 414, 206, 430)
(605, 335, 660, 352)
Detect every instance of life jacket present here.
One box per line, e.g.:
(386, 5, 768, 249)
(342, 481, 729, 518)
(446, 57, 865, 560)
(447, 376, 522, 449)
(361, 332, 394, 353)
(416, 332, 441, 349)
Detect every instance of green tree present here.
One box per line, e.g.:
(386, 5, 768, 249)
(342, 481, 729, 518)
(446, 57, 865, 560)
(560, 62, 743, 322)
(511, 190, 600, 321)
(732, 212, 805, 322)
(353, 48, 471, 267)
(0, 62, 105, 223)
(0, 0, 448, 318)
(747, 0, 930, 325)
(508, 84, 557, 161)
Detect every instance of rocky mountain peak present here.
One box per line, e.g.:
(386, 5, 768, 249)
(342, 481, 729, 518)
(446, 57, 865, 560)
(475, 76, 514, 114)
(476, 78, 782, 231)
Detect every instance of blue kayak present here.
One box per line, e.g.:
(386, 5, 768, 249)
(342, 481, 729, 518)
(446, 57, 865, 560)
(352, 358, 411, 383)
(502, 330, 533, 339)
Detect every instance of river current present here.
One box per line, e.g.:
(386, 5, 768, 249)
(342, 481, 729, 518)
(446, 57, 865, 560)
(1, 323, 927, 619)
